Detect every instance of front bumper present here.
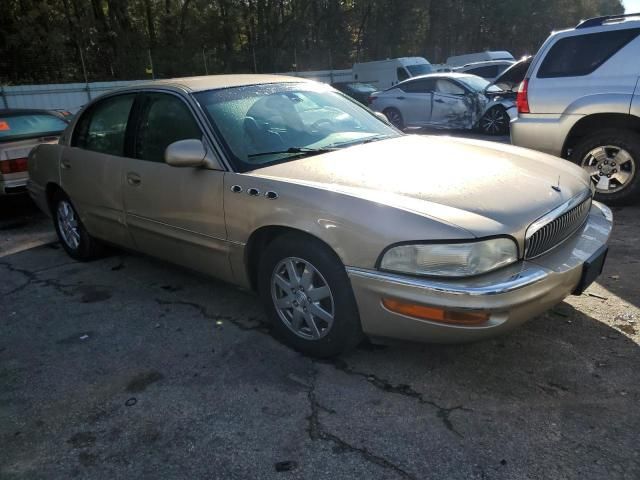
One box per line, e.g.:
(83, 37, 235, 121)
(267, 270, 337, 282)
(347, 202, 612, 343)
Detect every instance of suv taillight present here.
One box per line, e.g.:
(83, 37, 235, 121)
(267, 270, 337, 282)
(0, 157, 28, 174)
(516, 79, 530, 114)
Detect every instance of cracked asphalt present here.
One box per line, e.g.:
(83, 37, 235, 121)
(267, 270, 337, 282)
(1, 180, 640, 479)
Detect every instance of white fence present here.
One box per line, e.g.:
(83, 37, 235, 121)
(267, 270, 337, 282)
(0, 70, 355, 113)
(0, 81, 140, 112)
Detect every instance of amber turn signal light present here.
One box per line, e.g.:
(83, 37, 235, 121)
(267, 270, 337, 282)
(382, 298, 489, 326)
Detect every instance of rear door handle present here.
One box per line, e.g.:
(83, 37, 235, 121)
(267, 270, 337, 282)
(61, 159, 71, 169)
(435, 99, 445, 104)
(396, 96, 406, 100)
(126, 172, 141, 186)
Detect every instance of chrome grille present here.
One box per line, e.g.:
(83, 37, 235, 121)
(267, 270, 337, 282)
(525, 194, 592, 259)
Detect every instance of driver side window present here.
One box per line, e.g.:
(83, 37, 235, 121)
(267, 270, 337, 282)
(436, 80, 465, 95)
(134, 93, 202, 163)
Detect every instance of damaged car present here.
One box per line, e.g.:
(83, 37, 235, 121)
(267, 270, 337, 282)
(369, 73, 516, 135)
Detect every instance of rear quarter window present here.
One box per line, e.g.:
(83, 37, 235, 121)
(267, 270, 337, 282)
(537, 28, 640, 78)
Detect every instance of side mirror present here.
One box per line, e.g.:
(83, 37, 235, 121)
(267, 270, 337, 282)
(164, 139, 222, 170)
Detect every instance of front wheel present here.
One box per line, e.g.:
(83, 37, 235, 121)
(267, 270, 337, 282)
(479, 106, 509, 135)
(52, 192, 104, 260)
(258, 233, 363, 357)
(570, 129, 640, 205)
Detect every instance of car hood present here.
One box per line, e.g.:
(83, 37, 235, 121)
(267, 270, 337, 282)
(249, 135, 591, 240)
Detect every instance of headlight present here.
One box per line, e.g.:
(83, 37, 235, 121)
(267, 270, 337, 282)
(379, 238, 518, 278)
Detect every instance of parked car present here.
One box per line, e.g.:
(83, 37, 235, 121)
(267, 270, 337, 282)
(446, 51, 515, 68)
(511, 13, 640, 204)
(28, 75, 612, 357)
(331, 82, 378, 105)
(1, 109, 69, 195)
(453, 60, 516, 80)
(370, 73, 515, 135)
(352, 57, 433, 89)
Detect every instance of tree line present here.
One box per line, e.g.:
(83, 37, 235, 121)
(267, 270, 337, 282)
(0, 0, 625, 85)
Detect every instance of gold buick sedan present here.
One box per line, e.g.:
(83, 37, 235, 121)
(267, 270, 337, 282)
(27, 75, 613, 357)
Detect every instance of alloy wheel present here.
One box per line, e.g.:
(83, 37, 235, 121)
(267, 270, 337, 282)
(56, 200, 80, 250)
(481, 108, 508, 135)
(581, 145, 636, 194)
(385, 110, 403, 129)
(271, 257, 335, 340)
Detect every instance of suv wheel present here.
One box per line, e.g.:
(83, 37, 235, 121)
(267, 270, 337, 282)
(258, 233, 363, 357)
(570, 129, 640, 205)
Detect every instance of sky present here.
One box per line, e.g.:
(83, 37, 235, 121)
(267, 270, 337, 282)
(623, 0, 640, 13)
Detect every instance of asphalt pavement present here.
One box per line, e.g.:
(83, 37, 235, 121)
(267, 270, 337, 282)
(1, 136, 639, 479)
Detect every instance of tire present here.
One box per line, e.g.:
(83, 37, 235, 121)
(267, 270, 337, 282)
(52, 191, 104, 260)
(383, 108, 404, 130)
(258, 233, 363, 357)
(569, 129, 640, 205)
(479, 106, 509, 136)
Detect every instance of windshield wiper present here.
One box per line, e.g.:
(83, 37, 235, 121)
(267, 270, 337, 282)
(327, 134, 394, 149)
(247, 147, 336, 158)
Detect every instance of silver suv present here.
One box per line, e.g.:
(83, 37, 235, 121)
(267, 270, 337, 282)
(511, 13, 640, 204)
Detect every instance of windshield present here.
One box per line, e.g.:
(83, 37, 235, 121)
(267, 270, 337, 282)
(0, 113, 67, 142)
(346, 83, 377, 93)
(406, 64, 432, 76)
(458, 76, 501, 93)
(195, 82, 399, 171)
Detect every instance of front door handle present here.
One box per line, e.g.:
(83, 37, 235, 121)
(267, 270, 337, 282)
(126, 172, 141, 186)
(435, 99, 445, 104)
(61, 159, 71, 169)
(396, 96, 406, 100)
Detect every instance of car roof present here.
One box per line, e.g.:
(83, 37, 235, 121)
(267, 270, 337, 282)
(124, 74, 313, 93)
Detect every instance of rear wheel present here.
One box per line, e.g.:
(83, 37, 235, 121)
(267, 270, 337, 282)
(479, 106, 509, 135)
(570, 129, 640, 205)
(258, 233, 363, 357)
(383, 108, 404, 130)
(52, 192, 104, 260)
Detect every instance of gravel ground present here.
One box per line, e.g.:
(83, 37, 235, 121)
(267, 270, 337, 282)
(1, 137, 639, 479)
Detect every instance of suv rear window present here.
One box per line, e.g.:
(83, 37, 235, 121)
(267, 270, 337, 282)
(538, 28, 640, 78)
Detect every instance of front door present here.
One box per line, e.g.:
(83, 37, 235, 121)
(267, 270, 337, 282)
(122, 92, 232, 281)
(60, 93, 136, 248)
(430, 79, 471, 129)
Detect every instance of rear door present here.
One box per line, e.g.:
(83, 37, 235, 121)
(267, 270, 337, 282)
(430, 79, 471, 128)
(122, 91, 231, 281)
(395, 78, 436, 126)
(61, 93, 136, 248)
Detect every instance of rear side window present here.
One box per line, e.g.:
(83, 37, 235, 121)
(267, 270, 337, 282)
(400, 78, 436, 93)
(538, 28, 640, 78)
(0, 113, 67, 142)
(133, 93, 202, 163)
(73, 94, 135, 156)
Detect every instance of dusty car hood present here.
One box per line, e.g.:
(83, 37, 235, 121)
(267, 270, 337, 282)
(249, 135, 591, 239)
